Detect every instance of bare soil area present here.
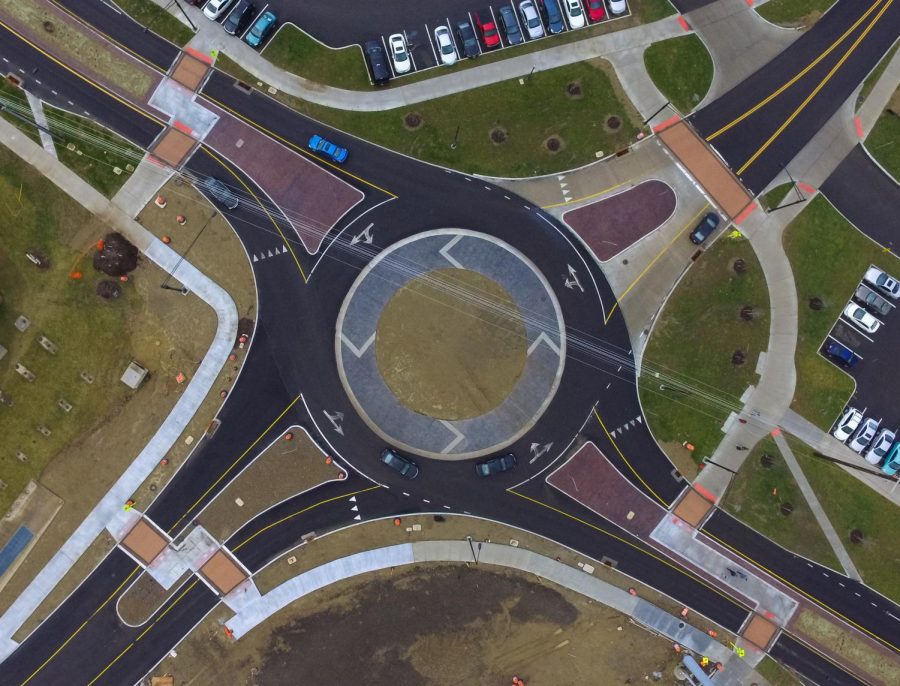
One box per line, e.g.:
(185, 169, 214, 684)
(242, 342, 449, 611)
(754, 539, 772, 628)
(117, 571, 190, 627)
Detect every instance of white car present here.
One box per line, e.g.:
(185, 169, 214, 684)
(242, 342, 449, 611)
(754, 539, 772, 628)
(864, 266, 900, 299)
(865, 429, 895, 465)
(843, 303, 881, 334)
(388, 33, 411, 74)
(519, 1, 545, 39)
(563, 0, 586, 28)
(609, 0, 628, 14)
(434, 26, 457, 66)
(832, 407, 862, 442)
(203, 0, 236, 21)
(849, 417, 879, 453)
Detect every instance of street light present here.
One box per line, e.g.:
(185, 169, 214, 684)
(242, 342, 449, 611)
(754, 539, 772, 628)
(160, 210, 217, 292)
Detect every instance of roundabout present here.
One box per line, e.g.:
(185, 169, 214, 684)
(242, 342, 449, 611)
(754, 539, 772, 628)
(336, 230, 566, 460)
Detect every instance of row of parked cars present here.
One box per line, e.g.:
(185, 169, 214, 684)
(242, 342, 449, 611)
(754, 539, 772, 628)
(198, 0, 277, 48)
(832, 408, 900, 475)
(381, 448, 517, 479)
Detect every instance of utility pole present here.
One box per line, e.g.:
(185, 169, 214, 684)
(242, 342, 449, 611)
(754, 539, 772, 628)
(160, 211, 217, 292)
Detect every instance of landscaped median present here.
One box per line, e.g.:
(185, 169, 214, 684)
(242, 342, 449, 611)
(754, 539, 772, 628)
(638, 233, 770, 470)
(755, 0, 838, 28)
(864, 94, 900, 181)
(643, 34, 713, 114)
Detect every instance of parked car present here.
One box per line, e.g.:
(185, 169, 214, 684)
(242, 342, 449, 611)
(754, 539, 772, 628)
(854, 284, 891, 316)
(848, 417, 879, 453)
(456, 20, 480, 58)
(824, 340, 860, 368)
(364, 40, 391, 85)
(563, 0, 586, 28)
(519, 0, 545, 39)
(434, 25, 458, 66)
(203, 0, 236, 20)
(244, 10, 276, 47)
(609, 0, 628, 14)
(388, 33, 411, 74)
(202, 177, 239, 209)
(222, 0, 254, 35)
(498, 5, 524, 44)
(864, 266, 900, 299)
(474, 11, 502, 49)
(882, 441, 900, 476)
(540, 0, 566, 34)
(842, 303, 880, 334)
(689, 212, 721, 244)
(475, 453, 517, 477)
(865, 429, 894, 465)
(308, 134, 348, 163)
(381, 449, 419, 479)
(585, 0, 606, 21)
(832, 406, 863, 442)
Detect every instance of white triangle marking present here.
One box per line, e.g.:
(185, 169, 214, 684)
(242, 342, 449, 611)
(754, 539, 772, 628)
(267, 249, 273, 258)
(353, 514, 361, 521)
(349, 496, 357, 502)
(351, 505, 358, 512)
(252, 255, 258, 262)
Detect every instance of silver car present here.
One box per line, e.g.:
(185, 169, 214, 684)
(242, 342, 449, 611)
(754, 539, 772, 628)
(519, 0, 545, 39)
(849, 417, 879, 453)
(855, 284, 891, 316)
(865, 429, 895, 465)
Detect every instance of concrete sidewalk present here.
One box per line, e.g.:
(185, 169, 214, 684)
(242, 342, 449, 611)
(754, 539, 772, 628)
(0, 121, 238, 660)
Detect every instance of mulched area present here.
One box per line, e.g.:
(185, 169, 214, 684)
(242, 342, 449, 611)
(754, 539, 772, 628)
(563, 180, 676, 261)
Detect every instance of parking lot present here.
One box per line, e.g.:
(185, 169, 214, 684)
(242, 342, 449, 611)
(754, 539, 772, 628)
(820, 265, 900, 453)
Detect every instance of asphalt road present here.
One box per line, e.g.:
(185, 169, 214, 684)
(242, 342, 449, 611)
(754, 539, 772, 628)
(770, 632, 870, 686)
(690, 0, 900, 193)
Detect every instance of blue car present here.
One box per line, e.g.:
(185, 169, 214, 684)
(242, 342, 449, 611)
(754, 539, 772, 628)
(883, 441, 900, 476)
(308, 134, 349, 163)
(244, 10, 276, 48)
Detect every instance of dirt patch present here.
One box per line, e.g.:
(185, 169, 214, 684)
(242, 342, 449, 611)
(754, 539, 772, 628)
(117, 570, 190, 627)
(565, 81, 583, 99)
(159, 564, 682, 686)
(543, 135, 565, 153)
(604, 115, 623, 132)
(375, 268, 527, 421)
(198, 429, 341, 541)
(403, 112, 423, 130)
(490, 127, 507, 145)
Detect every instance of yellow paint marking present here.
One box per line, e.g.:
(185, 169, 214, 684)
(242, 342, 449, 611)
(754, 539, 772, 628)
(541, 179, 631, 209)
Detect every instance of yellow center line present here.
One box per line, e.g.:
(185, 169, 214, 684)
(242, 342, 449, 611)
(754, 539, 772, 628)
(541, 179, 631, 209)
(736, 0, 893, 176)
(603, 203, 709, 324)
(593, 409, 670, 507)
(706, 0, 888, 142)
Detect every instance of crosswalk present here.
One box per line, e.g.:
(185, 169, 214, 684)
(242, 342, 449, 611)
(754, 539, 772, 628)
(608, 414, 642, 438)
(251, 245, 289, 263)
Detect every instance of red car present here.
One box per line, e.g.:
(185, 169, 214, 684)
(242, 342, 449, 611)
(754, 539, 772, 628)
(586, 0, 606, 21)
(475, 11, 501, 49)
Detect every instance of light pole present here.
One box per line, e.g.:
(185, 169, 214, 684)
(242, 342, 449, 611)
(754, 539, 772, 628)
(160, 210, 217, 292)
(450, 125, 460, 150)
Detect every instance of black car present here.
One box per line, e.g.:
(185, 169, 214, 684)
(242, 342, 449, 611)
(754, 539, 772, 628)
(381, 449, 419, 479)
(456, 20, 479, 58)
(498, 5, 524, 45)
(364, 40, 391, 86)
(475, 453, 517, 477)
(689, 211, 721, 244)
(222, 0, 254, 36)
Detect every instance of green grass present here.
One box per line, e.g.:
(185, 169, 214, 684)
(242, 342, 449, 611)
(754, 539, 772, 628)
(720, 438, 840, 569)
(756, 656, 804, 686)
(865, 110, 900, 182)
(0, 146, 133, 516)
(639, 235, 770, 463)
(0, 80, 40, 144)
(783, 196, 900, 429)
(856, 44, 898, 110)
(793, 445, 900, 603)
(216, 55, 640, 177)
(263, 25, 369, 90)
(761, 182, 794, 212)
(114, 0, 194, 46)
(635, 0, 677, 23)
(643, 35, 713, 115)
(756, 0, 837, 27)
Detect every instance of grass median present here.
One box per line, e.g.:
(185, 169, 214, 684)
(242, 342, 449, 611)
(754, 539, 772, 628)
(864, 107, 900, 182)
(756, 0, 837, 27)
(643, 34, 713, 115)
(114, 0, 195, 46)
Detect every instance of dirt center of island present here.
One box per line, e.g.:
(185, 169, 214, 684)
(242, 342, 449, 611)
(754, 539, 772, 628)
(375, 268, 527, 420)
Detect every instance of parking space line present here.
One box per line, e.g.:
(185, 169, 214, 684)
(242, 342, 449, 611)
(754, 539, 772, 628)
(381, 34, 396, 78)
(824, 333, 864, 360)
(468, 11, 483, 55)
(511, 1, 527, 40)
(241, 3, 267, 40)
(839, 315, 876, 342)
(489, 6, 504, 47)
(403, 29, 418, 71)
(424, 23, 440, 63)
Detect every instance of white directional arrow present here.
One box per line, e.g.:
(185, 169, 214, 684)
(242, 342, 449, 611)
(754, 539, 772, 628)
(439, 235, 464, 269)
(341, 332, 376, 358)
(529, 442, 553, 464)
(564, 264, 584, 292)
(440, 420, 465, 453)
(351, 222, 375, 245)
(324, 410, 345, 436)
(527, 332, 561, 357)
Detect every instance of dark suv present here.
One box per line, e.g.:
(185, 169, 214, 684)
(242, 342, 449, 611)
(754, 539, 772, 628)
(689, 211, 721, 245)
(498, 5, 524, 45)
(364, 40, 391, 86)
(456, 20, 479, 58)
(475, 453, 517, 477)
(222, 0, 255, 36)
(381, 449, 419, 479)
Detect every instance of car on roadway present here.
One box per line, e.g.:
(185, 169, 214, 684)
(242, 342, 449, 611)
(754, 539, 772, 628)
(244, 10, 276, 47)
(519, 1, 545, 39)
(848, 417, 879, 453)
(364, 40, 391, 86)
(842, 303, 880, 334)
(202, 177, 239, 209)
(475, 453, 517, 477)
(864, 266, 900, 299)
(854, 284, 891, 316)
(222, 0, 254, 35)
(388, 33, 411, 74)
(308, 134, 348, 163)
(381, 449, 419, 479)
(203, 0, 236, 21)
(498, 5, 524, 44)
(585, 0, 606, 22)
(474, 11, 502, 49)
(434, 26, 458, 66)
(609, 0, 628, 14)
(456, 20, 480, 59)
(689, 211, 721, 244)
(832, 406, 863, 442)
(563, 0, 586, 28)
(882, 441, 900, 476)
(540, 0, 566, 34)
(865, 429, 894, 465)
(824, 340, 859, 368)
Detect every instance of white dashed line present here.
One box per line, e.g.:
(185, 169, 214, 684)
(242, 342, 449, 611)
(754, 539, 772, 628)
(402, 492, 410, 497)
(443, 505, 451, 510)
(855, 592, 861, 597)
(422, 499, 430, 503)
(504, 195, 511, 200)
(838, 582, 845, 587)
(871, 602, 878, 607)
(483, 185, 491, 191)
